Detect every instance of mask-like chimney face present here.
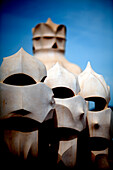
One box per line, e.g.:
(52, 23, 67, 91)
(0, 47, 47, 83)
(45, 62, 87, 168)
(78, 62, 111, 156)
(55, 95, 87, 132)
(0, 48, 56, 160)
(45, 62, 86, 133)
(0, 48, 56, 123)
(32, 19, 82, 76)
(32, 18, 66, 54)
(87, 108, 111, 151)
(45, 62, 80, 96)
(0, 83, 55, 123)
(78, 61, 110, 109)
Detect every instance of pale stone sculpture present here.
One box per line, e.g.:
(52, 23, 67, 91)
(45, 62, 80, 96)
(0, 47, 47, 83)
(0, 82, 55, 122)
(78, 61, 110, 106)
(78, 61, 111, 169)
(87, 109, 111, 169)
(0, 18, 112, 169)
(55, 95, 87, 167)
(55, 95, 87, 131)
(0, 48, 57, 168)
(87, 108, 111, 146)
(45, 61, 87, 167)
(32, 18, 82, 75)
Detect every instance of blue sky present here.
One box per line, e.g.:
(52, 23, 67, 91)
(0, 0, 113, 106)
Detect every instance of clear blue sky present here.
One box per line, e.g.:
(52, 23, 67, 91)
(0, 0, 113, 106)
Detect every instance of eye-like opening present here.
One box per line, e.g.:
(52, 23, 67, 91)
(85, 97, 106, 111)
(89, 137, 109, 151)
(52, 42, 58, 49)
(57, 25, 66, 33)
(52, 87, 75, 99)
(57, 37, 65, 41)
(32, 46, 35, 53)
(80, 113, 84, 120)
(43, 36, 53, 39)
(0, 115, 40, 132)
(32, 37, 40, 40)
(40, 76, 47, 82)
(13, 109, 31, 116)
(94, 123, 100, 129)
(3, 73, 36, 86)
(57, 127, 79, 141)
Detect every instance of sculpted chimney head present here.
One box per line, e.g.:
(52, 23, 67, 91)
(32, 18, 66, 54)
(78, 62, 110, 109)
